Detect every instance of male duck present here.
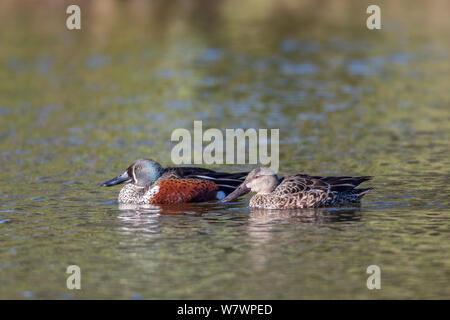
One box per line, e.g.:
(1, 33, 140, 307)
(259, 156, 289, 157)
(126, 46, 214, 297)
(101, 158, 248, 204)
(222, 167, 372, 209)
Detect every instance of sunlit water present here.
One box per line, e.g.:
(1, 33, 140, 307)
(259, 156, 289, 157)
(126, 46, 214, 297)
(0, 0, 449, 299)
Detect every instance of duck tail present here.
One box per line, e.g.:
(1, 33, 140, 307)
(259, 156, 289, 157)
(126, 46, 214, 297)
(354, 187, 373, 199)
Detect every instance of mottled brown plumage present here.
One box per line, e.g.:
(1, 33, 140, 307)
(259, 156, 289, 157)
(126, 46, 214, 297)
(149, 178, 219, 204)
(222, 167, 373, 209)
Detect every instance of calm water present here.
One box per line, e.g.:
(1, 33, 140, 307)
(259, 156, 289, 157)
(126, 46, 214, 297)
(1, 0, 449, 299)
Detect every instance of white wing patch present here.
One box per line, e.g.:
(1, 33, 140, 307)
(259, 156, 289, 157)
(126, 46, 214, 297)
(193, 175, 215, 180)
(144, 185, 160, 201)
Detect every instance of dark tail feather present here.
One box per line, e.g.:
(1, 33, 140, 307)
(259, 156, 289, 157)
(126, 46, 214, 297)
(354, 187, 373, 199)
(323, 176, 373, 192)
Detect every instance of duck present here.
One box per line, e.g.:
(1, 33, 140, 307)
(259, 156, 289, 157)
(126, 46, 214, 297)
(101, 158, 248, 204)
(221, 167, 372, 209)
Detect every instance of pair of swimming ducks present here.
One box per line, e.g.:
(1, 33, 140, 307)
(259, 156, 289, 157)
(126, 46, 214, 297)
(101, 158, 372, 209)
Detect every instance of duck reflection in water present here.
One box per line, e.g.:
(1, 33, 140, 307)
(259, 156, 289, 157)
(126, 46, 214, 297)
(245, 207, 364, 271)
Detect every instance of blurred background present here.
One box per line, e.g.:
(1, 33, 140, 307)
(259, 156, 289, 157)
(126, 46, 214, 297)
(0, 0, 449, 299)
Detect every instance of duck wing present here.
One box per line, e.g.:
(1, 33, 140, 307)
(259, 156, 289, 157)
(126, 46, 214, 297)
(273, 174, 332, 196)
(314, 175, 373, 192)
(275, 174, 372, 193)
(164, 167, 249, 195)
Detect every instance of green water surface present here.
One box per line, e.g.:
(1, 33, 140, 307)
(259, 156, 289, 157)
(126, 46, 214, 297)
(0, 0, 449, 299)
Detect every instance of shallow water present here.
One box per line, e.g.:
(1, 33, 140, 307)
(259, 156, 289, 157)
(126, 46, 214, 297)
(0, 0, 449, 299)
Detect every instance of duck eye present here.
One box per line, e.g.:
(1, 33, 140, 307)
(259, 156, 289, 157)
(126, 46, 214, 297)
(136, 166, 142, 171)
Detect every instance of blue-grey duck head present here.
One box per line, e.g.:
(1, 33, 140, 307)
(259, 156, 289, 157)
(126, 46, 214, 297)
(100, 159, 164, 188)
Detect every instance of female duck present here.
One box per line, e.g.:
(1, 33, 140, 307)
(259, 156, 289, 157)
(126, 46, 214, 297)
(222, 167, 372, 209)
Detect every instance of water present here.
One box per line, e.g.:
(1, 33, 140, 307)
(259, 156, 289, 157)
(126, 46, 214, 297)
(0, 0, 449, 299)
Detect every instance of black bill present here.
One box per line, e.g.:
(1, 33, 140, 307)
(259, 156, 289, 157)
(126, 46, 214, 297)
(100, 171, 131, 187)
(221, 181, 251, 202)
